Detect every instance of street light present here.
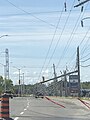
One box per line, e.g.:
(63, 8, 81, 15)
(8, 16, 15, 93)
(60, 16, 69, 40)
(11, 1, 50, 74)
(13, 66, 25, 96)
(0, 35, 9, 92)
(21, 73, 25, 96)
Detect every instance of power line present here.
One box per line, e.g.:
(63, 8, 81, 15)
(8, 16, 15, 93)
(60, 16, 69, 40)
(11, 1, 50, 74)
(81, 52, 90, 60)
(81, 64, 90, 67)
(53, 1, 75, 64)
(79, 26, 90, 46)
(43, 0, 76, 79)
(5, 0, 60, 29)
(65, 4, 90, 72)
(47, 0, 76, 69)
(48, 1, 89, 78)
(81, 57, 90, 62)
(0, 9, 90, 17)
(62, 3, 89, 68)
(37, 1, 66, 81)
(80, 37, 90, 58)
(56, 11, 82, 68)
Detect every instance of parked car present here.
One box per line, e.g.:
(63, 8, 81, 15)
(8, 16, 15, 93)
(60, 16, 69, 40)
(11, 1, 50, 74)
(4, 90, 13, 99)
(35, 92, 44, 98)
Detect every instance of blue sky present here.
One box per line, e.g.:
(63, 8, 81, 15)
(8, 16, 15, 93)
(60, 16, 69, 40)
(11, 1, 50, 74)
(0, 0, 90, 85)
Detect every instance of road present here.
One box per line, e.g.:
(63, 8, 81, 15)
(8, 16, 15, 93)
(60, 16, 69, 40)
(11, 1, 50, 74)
(9, 96, 90, 120)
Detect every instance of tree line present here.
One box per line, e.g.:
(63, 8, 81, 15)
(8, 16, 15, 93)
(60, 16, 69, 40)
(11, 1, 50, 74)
(0, 75, 90, 96)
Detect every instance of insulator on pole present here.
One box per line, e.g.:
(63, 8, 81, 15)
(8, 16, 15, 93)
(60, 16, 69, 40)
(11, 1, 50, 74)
(81, 20, 83, 27)
(64, 2, 67, 12)
(81, 6, 84, 12)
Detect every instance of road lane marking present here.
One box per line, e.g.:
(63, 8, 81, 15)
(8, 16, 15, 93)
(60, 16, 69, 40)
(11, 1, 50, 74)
(14, 117, 19, 120)
(20, 112, 24, 115)
(14, 100, 30, 120)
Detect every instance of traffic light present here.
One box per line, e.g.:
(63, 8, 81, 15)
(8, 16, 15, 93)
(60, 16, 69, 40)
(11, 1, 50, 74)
(19, 80, 20, 85)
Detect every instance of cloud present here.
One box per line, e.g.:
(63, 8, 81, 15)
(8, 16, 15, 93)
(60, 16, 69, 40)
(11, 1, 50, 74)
(13, 71, 19, 75)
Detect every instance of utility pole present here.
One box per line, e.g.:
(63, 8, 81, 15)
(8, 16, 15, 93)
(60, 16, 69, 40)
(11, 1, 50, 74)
(60, 80, 63, 97)
(18, 69, 21, 96)
(22, 73, 25, 96)
(53, 64, 58, 96)
(60, 71, 63, 97)
(64, 70, 67, 97)
(53, 64, 57, 80)
(77, 46, 81, 97)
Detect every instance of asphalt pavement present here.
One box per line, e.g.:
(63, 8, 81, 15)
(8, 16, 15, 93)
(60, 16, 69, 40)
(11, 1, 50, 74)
(9, 96, 90, 120)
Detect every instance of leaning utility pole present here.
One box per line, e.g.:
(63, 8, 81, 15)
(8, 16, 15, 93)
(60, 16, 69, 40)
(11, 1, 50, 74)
(77, 46, 81, 97)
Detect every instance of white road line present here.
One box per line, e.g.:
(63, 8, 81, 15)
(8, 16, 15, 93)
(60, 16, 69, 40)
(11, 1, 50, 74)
(14, 100, 29, 120)
(20, 112, 24, 115)
(14, 117, 19, 120)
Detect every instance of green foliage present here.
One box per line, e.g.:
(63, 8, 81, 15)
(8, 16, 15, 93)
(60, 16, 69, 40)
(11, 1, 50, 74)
(0, 76, 4, 94)
(0, 76, 14, 94)
(5, 79, 14, 92)
(81, 82, 90, 89)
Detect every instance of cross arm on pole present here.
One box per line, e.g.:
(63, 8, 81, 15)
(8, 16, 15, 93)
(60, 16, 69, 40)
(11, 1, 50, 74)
(74, 0, 90, 7)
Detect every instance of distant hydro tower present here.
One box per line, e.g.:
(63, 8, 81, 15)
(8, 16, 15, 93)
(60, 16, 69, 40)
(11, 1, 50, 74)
(5, 48, 9, 80)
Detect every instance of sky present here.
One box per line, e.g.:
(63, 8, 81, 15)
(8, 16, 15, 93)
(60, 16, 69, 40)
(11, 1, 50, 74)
(0, 0, 90, 85)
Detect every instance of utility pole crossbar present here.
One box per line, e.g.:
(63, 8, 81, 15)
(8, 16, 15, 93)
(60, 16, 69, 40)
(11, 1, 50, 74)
(74, 0, 90, 7)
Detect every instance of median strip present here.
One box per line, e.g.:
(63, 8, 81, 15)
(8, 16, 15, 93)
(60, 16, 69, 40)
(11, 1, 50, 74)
(78, 98, 90, 109)
(45, 97, 65, 108)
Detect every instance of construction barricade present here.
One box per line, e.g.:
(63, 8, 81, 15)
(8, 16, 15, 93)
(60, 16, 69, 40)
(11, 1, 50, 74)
(0, 94, 13, 120)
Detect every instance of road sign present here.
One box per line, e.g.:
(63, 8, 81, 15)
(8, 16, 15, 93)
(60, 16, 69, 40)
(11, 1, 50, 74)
(69, 75, 79, 96)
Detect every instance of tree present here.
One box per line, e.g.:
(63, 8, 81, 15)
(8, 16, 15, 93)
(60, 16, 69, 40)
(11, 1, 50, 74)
(0, 76, 4, 94)
(81, 82, 90, 89)
(5, 79, 14, 92)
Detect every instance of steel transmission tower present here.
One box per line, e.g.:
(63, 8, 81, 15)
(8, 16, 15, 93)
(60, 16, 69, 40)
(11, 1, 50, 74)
(5, 48, 9, 80)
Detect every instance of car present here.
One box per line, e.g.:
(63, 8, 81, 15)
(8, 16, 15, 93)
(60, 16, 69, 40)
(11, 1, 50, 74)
(4, 90, 13, 99)
(35, 92, 44, 98)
